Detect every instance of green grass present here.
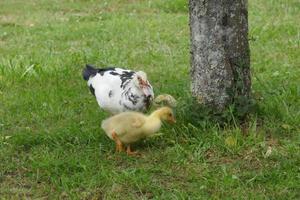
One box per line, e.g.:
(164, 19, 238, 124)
(0, 0, 299, 199)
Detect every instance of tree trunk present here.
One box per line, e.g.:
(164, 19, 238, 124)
(189, 0, 251, 111)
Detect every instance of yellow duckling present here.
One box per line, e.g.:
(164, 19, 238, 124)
(153, 94, 177, 108)
(101, 107, 176, 155)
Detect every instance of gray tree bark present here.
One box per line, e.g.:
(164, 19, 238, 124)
(189, 0, 251, 111)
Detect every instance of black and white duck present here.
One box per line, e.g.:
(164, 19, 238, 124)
(82, 64, 154, 114)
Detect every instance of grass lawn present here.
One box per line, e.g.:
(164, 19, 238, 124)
(0, 0, 299, 199)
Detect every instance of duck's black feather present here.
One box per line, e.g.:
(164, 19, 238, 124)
(82, 64, 98, 80)
(82, 64, 116, 80)
(89, 85, 95, 96)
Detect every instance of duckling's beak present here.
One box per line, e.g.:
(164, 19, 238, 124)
(168, 117, 176, 124)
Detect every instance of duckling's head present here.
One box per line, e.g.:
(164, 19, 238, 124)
(153, 94, 177, 108)
(157, 107, 176, 124)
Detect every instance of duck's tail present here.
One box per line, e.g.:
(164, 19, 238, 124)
(82, 64, 98, 81)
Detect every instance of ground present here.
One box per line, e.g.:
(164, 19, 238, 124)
(0, 0, 299, 199)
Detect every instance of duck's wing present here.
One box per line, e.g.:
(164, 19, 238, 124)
(83, 65, 136, 94)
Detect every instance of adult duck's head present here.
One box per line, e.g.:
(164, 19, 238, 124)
(133, 71, 153, 98)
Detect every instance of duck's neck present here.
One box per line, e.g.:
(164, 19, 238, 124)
(126, 84, 142, 94)
(143, 110, 162, 136)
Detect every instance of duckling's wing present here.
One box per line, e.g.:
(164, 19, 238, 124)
(131, 117, 146, 128)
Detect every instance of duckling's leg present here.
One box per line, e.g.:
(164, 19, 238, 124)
(112, 131, 123, 152)
(126, 145, 138, 156)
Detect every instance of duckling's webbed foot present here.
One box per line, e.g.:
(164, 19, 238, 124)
(126, 145, 139, 156)
(112, 131, 123, 153)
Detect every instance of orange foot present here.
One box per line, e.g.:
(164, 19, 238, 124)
(112, 131, 123, 153)
(126, 145, 139, 156)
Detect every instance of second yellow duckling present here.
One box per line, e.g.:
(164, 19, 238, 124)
(153, 94, 177, 108)
(101, 107, 176, 155)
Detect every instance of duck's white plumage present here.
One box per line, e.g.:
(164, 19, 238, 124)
(83, 65, 154, 114)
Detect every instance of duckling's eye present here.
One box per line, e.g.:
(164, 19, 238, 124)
(168, 113, 172, 117)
